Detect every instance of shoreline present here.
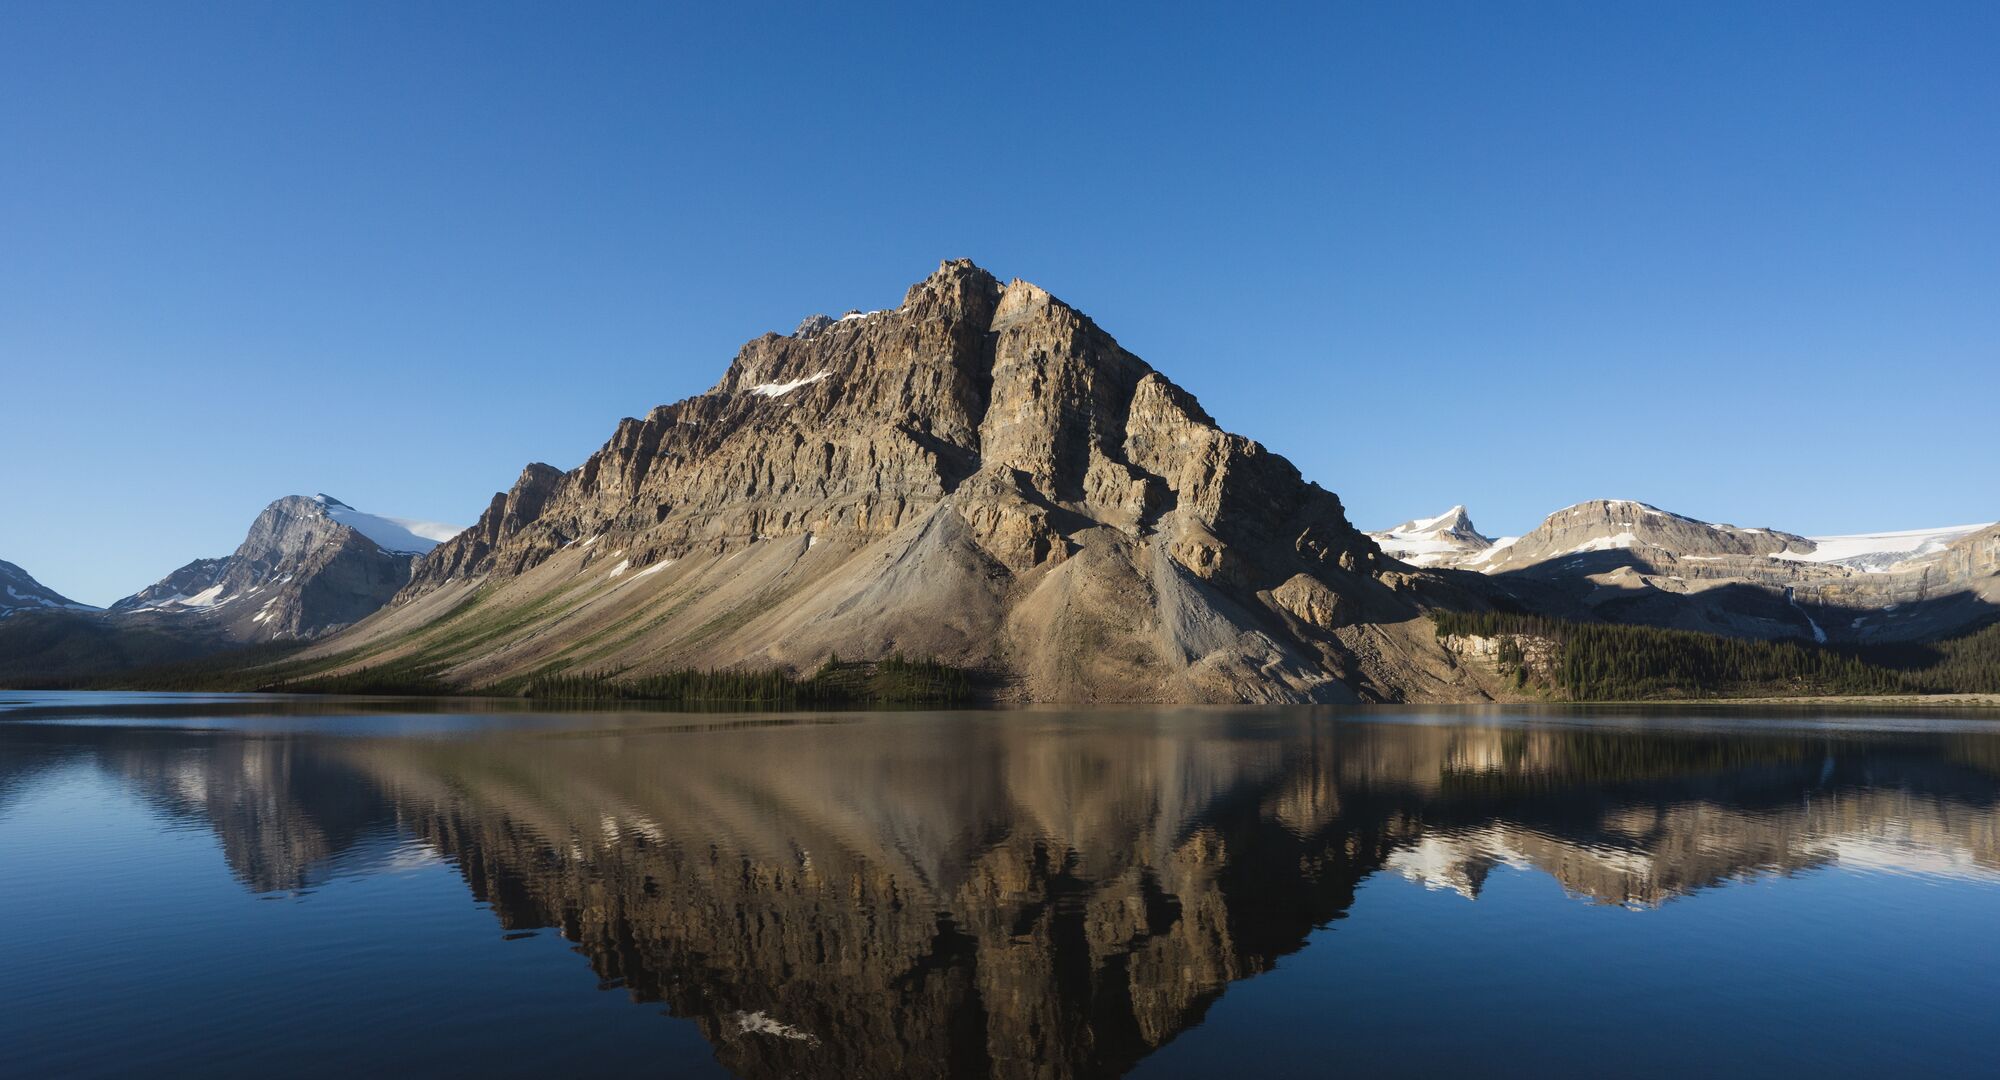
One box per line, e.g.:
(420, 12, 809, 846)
(1554, 692, 2000, 709)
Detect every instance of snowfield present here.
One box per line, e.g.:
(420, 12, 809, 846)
(316, 495, 465, 554)
(1771, 522, 1992, 572)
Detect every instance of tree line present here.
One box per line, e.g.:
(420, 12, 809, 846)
(1431, 611, 2000, 700)
(521, 653, 977, 708)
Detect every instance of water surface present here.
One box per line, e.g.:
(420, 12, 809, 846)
(3, 692, 1998, 1077)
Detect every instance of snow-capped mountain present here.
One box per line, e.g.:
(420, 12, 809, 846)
(113, 494, 465, 640)
(1372, 498, 1999, 644)
(0, 560, 98, 618)
(1472, 499, 1810, 575)
(1367, 506, 1500, 568)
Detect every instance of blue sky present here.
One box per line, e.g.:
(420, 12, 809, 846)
(4, 2, 1997, 606)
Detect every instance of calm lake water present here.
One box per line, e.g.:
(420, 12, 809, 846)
(3, 693, 1998, 1078)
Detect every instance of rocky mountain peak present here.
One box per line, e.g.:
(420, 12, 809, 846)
(113, 493, 459, 640)
(324, 260, 1473, 703)
(901, 257, 1004, 317)
(1367, 506, 1495, 568)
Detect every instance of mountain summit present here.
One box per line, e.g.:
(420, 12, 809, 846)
(306, 261, 1488, 702)
(1375, 496, 1998, 643)
(1367, 506, 1497, 568)
(115, 494, 464, 640)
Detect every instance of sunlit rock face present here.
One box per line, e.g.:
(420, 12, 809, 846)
(17, 708, 1999, 1079)
(310, 261, 1498, 704)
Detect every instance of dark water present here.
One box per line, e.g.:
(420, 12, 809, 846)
(3, 693, 1999, 1078)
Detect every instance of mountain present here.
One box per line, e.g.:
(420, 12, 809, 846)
(1473, 499, 1811, 574)
(0, 560, 97, 617)
(1366, 506, 1496, 568)
(1373, 498, 1999, 644)
(113, 494, 463, 641)
(1, 494, 468, 686)
(300, 260, 1497, 703)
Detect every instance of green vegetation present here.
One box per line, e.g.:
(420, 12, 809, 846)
(1432, 611, 2000, 700)
(1, 640, 457, 696)
(1877, 623, 2000, 693)
(282, 659, 458, 696)
(522, 654, 978, 708)
(0, 614, 241, 687)
(0, 636, 316, 692)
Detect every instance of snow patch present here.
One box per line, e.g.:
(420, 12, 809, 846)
(1561, 532, 1639, 557)
(180, 584, 229, 609)
(1468, 536, 1519, 569)
(733, 1011, 819, 1045)
(748, 371, 831, 398)
(315, 495, 464, 554)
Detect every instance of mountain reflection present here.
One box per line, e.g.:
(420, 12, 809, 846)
(11, 709, 2000, 1078)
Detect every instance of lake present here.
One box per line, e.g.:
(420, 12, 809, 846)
(2, 692, 1997, 1078)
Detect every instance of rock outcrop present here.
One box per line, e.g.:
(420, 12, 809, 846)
(310, 261, 1495, 702)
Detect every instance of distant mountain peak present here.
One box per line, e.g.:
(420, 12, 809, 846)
(0, 559, 98, 617)
(111, 494, 465, 639)
(1368, 506, 1494, 568)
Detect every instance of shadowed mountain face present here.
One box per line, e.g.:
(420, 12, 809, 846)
(0, 560, 96, 617)
(10, 706, 2000, 1079)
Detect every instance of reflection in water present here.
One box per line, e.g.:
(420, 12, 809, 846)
(5, 703, 2000, 1077)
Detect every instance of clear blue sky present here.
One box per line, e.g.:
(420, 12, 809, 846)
(4, 2, 1997, 606)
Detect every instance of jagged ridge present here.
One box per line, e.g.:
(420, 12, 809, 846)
(311, 261, 1492, 702)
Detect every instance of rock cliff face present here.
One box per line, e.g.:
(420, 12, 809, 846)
(114, 495, 453, 641)
(313, 261, 1493, 702)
